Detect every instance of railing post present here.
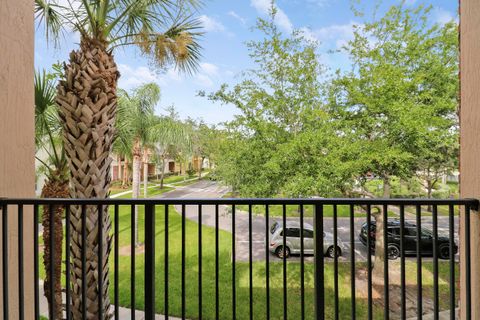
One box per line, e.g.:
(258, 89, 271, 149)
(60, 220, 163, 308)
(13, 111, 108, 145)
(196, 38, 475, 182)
(144, 204, 155, 319)
(314, 204, 324, 320)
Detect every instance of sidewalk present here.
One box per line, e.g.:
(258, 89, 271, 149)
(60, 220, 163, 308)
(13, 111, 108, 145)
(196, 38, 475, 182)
(407, 309, 458, 320)
(39, 280, 183, 319)
(110, 174, 207, 199)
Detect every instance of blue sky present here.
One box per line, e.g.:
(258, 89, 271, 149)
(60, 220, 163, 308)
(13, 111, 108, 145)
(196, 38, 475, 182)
(35, 0, 458, 124)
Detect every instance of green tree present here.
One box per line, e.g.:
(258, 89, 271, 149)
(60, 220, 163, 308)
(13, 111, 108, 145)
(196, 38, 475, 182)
(415, 129, 458, 209)
(149, 113, 191, 189)
(35, 0, 203, 316)
(205, 7, 340, 198)
(329, 3, 458, 280)
(186, 119, 218, 179)
(35, 69, 70, 318)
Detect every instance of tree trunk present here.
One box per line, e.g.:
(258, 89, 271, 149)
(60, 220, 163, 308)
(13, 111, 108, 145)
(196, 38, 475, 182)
(122, 158, 129, 188)
(160, 156, 166, 189)
(372, 176, 391, 283)
(383, 176, 391, 199)
(132, 139, 141, 245)
(143, 149, 149, 198)
(56, 37, 118, 320)
(41, 178, 69, 320)
(427, 179, 433, 212)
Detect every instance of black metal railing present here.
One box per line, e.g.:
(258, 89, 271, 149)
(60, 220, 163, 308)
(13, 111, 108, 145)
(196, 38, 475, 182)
(0, 197, 478, 319)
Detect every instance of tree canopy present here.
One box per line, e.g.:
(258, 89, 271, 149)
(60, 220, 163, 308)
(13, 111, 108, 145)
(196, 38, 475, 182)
(205, 2, 459, 200)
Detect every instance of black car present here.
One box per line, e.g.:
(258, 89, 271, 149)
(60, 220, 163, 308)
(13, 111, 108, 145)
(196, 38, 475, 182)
(359, 219, 458, 260)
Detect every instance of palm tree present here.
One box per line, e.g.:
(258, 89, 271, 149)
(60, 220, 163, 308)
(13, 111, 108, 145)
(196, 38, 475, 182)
(35, 1, 203, 317)
(35, 69, 70, 319)
(113, 92, 134, 189)
(116, 85, 190, 242)
(116, 83, 160, 245)
(112, 135, 132, 189)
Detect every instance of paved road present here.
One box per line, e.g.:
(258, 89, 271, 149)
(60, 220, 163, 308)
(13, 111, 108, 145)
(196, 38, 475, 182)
(156, 181, 460, 263)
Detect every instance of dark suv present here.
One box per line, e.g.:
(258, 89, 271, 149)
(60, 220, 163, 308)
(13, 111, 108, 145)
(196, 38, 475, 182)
(359, 219, 458, 260)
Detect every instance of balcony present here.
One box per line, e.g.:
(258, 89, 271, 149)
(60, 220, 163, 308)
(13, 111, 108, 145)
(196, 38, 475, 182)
(0, 197, 478, 319)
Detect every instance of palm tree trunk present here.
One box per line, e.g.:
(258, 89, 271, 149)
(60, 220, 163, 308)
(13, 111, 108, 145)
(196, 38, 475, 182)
(132, 139, 141, 245)
(160, 156, 166, 189)
(41, 179, 69, 320)
(57, 37, 118, 320)
(143, 149, 149, 198)
(122, 158, 129, 188)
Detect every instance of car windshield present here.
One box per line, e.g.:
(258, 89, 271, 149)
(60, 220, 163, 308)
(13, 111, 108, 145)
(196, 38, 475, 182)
(270, 222, 280, 234)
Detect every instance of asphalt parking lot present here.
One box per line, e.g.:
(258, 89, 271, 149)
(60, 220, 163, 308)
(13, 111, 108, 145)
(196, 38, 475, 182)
(159, 180, 460, 263)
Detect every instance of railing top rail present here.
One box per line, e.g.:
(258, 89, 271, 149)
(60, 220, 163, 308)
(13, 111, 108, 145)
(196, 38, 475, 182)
(0, 197, 478, 208)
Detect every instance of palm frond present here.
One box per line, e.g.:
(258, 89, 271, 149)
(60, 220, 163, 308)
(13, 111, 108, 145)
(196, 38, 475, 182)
(108, 0, 203, 74)
(34, 70, 61, 146)
(149, 116, 191, 150)
(34, 69, 69, 179)
(35, 0, 67, 45)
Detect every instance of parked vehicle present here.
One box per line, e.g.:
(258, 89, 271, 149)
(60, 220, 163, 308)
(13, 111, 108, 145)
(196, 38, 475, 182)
(268, 221, 345, 258)
(359, 219, 458, 260)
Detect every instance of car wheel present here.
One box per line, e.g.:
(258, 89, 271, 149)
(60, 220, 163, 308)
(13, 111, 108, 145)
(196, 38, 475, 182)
(327, 245, 342, 258)
(276, 246, 290, 259)
(387, 244, 400, 260)
(439, 244, 451, 260)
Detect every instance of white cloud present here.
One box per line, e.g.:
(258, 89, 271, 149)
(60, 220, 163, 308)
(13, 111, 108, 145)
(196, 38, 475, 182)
(165, 68, 181, 82)
(195, 73, 215, 88)
(54, 0, 81, 11)
(250, 0, 293, 33)
(118, 62, 224, 91)
(118, 64, 184, 90)
(194, 62, 221, 88)
(118, 64, 160, 89)
(298, 27, 318, 43)
(310, 21, 359, 49)
(199, 62, 219, 77)
(198, 15, 226, 33)
(403, 0, 417, 5)
(434, 8, 457, 25)
(228, 11, 247, 25)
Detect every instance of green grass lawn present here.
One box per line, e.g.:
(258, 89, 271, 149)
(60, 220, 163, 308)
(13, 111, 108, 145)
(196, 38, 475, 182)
(404, 205, 460, 217)
(36, 185, 173, 223)
(229, 204, 397, 218)
(109, 182, 157, 196)
(109, 205, 457, 319)
(150, 175, 195, 185)
(111, 204, 358, 319)
(221, 193, 397, 218)
(38, 198, 457, 319)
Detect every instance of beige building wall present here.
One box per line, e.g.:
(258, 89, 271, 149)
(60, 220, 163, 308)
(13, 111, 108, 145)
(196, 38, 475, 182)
(0, 0, 35, 317)
(460, 0, 480, 318)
